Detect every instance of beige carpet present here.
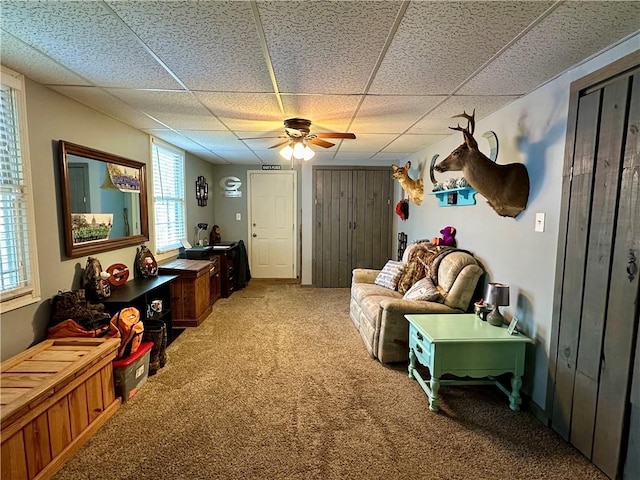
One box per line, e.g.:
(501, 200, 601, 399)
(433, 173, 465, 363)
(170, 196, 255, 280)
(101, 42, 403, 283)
(53, 280, 605, 480)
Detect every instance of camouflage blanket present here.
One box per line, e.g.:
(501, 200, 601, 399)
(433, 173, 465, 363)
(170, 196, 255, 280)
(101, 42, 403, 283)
(396, 243, 459, 294)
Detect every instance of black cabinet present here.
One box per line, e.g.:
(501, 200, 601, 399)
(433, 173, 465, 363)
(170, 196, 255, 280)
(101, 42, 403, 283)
(101, 275, 178, 344)
(211, 242, 239, 298)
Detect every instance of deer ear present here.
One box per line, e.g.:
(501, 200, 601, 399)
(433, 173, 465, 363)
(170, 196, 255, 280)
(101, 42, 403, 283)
(463, 131, 478, 150)
(404, 161, 411, 169)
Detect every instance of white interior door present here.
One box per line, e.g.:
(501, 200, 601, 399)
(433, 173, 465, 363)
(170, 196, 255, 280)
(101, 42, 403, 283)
(248, 171, 296, 278)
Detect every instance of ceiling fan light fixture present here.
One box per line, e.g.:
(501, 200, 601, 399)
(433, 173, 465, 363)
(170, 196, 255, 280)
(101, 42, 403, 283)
(302, 146, 315, 161)
(279, 144, 294, 160)
(292, 141, 306, 160)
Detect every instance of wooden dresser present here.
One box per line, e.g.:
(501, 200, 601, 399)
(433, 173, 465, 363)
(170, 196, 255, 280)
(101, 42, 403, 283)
(158, 259, 212, 327)
(211, 242, 239, 298)
(209, 255, 221, 306)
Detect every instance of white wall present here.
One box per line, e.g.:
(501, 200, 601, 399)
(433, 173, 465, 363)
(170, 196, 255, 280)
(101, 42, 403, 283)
(393, 35, 639, 409)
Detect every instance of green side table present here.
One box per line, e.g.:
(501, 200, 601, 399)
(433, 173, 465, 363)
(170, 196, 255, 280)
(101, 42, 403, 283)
(405, 313, 533, 412)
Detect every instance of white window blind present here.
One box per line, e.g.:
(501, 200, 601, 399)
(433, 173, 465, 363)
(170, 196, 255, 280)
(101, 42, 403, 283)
(0, 71, 39, 311)
(151, 139, 185, 253)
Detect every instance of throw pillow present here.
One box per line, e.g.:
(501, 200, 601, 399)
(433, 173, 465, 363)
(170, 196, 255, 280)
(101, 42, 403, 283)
(403, 276, 442, 302)
(374, 260, 405, 290)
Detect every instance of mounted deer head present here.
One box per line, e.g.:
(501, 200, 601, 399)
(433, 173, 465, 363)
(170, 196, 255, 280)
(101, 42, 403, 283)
(434, 110, 529, 218)
(392, 161, 424, 205)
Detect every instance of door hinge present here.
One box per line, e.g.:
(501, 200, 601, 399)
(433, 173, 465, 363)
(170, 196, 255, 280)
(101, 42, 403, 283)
(569, 166, 573, 182)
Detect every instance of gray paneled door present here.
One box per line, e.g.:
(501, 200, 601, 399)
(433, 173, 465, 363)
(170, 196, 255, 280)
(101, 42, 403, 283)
(549, 53, 640, 479)
(313, 167, 393, 287)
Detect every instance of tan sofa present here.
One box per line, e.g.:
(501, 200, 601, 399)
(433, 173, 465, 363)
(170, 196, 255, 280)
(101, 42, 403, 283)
(349, 249, 483, 363)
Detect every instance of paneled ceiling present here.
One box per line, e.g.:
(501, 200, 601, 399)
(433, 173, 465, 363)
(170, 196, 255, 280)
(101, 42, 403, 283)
(1, 1, 638, 165)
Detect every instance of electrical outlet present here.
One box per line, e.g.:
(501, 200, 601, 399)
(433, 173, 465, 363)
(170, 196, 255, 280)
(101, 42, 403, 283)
(236, 213, 241, 221)
(535, 213, 545, 232)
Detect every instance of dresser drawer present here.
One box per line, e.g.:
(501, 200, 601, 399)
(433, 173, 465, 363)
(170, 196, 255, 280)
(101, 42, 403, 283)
(409, 325, 433, 367)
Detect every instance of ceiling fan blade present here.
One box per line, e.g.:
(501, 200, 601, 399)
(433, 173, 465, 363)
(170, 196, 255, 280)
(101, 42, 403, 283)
(315, 132, 356, 139)
(309, 138, 335, 148)
(268, 140, 291, 149)
(238, 135, 286, 140)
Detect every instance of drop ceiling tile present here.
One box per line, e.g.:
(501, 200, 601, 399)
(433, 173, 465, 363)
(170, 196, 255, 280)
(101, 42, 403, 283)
(369, 1, 555, 95)
(144, 129, 212, 152)
(459, 2, 640, 95)
(211, 150, 263, 164)
(0, 1, 180, 89)
(175, 130, 250, 152)
(50, 86, 164, 130)
(106, 89, 227, 131)
(0, 33, 91, 86)
(258, 0, 404, 94)
(382, 134, 449, 153)
(106, 1, 274, 92)
(369, 152, 413, 163)
(194, 92, 284, 131)
(351, 96, 445, 134)
(331, 151, 379, 163)
(408, 96, 519, 134)
(337, 133, 399, 153)
(280, 94, 362, 132)
(236, 133, 289, 151)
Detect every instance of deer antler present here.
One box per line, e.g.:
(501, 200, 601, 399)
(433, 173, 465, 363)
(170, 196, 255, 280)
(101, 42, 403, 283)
(449, 109, 476, 136)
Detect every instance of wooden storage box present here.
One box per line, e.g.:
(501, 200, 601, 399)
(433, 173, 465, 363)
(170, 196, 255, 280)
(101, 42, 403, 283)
(159, 259, 212, 327)
(1, 337, 121, 480)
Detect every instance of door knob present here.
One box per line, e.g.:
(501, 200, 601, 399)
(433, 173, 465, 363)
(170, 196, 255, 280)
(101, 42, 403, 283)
(627, 250, 637, 281)
(252, 234, 257, 237)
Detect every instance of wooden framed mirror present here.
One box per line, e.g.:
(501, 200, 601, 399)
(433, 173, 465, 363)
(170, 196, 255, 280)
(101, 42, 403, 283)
(59, 140, 149, 258)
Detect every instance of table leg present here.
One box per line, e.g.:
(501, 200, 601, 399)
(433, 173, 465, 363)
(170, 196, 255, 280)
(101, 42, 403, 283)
(429, 377, 440, 412)
(509, 375, 523, 411)
(408, 348, 416, 379)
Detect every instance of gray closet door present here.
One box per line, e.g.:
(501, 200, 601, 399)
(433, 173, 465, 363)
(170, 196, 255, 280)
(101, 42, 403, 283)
(313, 167, 392, 287)
(550, 55, 640, 479)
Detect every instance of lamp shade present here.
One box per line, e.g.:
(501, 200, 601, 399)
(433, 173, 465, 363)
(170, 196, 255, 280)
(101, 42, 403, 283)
(279, 144, 294, 160)
(292, 141, 306, 159)
(485, 283, 509, 306)
(302, 145, 315, 161)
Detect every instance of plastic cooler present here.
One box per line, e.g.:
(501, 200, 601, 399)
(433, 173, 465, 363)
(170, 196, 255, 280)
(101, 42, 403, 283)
(112, 341, 153, 401)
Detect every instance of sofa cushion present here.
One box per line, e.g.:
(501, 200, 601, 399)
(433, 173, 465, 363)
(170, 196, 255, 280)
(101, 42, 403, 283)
(402, 276, 442, 302)
(360, 294, 400, 323)
(374, 260, 405, 290)
(352, 283, 400, 304)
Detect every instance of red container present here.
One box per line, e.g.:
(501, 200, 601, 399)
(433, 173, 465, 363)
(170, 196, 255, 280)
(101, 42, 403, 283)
(113, 341, 153, 401)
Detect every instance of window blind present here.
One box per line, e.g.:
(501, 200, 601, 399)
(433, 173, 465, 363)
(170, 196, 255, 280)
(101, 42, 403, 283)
(152, 140, 186, 253)
(0, 80, 35, 305)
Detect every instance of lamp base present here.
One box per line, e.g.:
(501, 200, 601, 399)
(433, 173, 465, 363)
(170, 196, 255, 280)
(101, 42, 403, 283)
(487, 306, 504, 327)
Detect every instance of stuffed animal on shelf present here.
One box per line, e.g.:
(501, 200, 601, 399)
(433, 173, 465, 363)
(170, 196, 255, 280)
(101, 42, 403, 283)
(432, 226, 457, 247)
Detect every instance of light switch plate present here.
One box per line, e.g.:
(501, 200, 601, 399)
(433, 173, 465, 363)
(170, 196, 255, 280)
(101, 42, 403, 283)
(535, 213, 545, 232)
(236, 213, 241, 221)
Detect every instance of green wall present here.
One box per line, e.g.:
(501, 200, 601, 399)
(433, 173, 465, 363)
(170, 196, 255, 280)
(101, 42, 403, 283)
(0, 78, 215, 361)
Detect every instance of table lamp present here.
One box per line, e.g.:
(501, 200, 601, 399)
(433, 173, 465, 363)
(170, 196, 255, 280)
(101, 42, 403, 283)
(485, 283, 509, 326)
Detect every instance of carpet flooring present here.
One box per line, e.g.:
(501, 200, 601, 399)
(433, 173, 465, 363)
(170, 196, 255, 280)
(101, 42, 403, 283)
(53, 280, 606, 480)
